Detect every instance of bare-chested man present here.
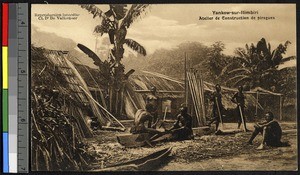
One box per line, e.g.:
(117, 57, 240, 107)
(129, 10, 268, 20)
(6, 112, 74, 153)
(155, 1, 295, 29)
(130, 103, 161, 134)
(248, 112, 288, 149)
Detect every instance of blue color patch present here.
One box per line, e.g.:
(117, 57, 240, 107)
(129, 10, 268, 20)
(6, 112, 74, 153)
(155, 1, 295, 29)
(3, 133, 9, 173)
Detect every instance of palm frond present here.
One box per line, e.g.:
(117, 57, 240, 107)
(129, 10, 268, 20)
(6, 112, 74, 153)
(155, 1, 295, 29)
(77, 43, 103, 67)
(233, 76, 252, 87)
(228, 68, 251, 75)
(94, 24, 110, 35)
(219, 62, 237, 77)
(226, 75, 250, 84)
(235, 49, 250, 65)
(284, 40, 291, 48)
(80, 4, 105, 19)
(121, 4, 149, 28)
(279, 56, 296, 64)
(124, 38, 147, 56)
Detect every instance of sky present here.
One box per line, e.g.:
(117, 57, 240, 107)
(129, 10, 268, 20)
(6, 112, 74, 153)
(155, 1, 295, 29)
(31, 4, 296, 67)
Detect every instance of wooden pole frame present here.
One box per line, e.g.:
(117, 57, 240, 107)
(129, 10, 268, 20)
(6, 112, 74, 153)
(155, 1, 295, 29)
(279, 95, 283, 121)
(255, 91, 259, 117)
(80, 86, 126, 129)
(215, 96, 224, 129)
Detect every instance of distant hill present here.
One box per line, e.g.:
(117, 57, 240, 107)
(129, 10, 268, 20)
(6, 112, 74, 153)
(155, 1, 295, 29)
(31, 25, 97, 69)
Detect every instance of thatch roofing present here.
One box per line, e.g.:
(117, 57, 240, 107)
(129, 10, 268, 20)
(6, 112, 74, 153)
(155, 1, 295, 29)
(128, 74, 185, 99)
(31, 46, 116, 129)
(132, 71, 284, 110)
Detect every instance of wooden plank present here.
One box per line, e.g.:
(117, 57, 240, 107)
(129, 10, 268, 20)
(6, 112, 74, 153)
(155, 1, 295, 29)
(192, 126, 213, 136)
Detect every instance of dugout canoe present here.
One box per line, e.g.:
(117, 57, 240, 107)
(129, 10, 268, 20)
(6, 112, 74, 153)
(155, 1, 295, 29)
(117, 132, 173, 148)
(99, 147, 173, 171)
(117, 133, 152, 148)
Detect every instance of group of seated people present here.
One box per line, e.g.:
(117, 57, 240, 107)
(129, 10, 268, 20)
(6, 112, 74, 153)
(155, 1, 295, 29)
(130, 103, 193, 141)
(130, 104, 288, 149)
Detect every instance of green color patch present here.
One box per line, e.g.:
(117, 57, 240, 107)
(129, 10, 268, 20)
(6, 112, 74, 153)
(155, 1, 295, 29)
(2, 89, 8, 132)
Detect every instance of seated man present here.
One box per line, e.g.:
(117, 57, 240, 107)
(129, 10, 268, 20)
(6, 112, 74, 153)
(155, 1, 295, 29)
(248, 111, 288, 149)
(168, 106, 193, 141)
(130, 103, 161, 135)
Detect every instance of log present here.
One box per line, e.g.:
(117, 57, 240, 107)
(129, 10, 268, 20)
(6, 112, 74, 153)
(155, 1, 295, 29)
(192, 126, 213, 136)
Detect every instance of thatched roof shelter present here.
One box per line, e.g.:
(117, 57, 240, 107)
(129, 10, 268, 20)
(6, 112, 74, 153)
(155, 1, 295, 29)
(31, 46, 121, 134)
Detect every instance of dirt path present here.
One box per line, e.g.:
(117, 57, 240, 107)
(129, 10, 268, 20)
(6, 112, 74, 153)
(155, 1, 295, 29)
(87, 122, 297, 171)
(161, 123, 297, 171)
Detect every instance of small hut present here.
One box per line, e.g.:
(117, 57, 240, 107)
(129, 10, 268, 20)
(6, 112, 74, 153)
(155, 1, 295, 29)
(123, 71, 284, 123)
(124, 72, 185, 119)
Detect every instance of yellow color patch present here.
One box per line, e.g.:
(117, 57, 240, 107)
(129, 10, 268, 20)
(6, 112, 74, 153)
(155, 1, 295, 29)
(2, 47, 8, 89)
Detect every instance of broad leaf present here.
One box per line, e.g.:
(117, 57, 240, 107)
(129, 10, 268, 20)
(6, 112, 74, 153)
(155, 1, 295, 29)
(124, 38, 147, 56)
(121, 4, 149, 29)
(77, 43, 103, 67)
(80, 4, 104, 19)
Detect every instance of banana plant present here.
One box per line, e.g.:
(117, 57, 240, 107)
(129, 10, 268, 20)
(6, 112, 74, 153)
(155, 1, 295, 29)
(79, 4, 149, 116)
(221, 38, 295, 91)
(80, 4, 147, 66)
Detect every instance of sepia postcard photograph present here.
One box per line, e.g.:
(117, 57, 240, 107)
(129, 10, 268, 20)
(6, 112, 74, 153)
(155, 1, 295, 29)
(30, 3, 297, 171)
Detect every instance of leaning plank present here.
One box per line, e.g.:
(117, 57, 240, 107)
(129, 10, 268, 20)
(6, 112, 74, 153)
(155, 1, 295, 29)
(80, 86, 126, 129)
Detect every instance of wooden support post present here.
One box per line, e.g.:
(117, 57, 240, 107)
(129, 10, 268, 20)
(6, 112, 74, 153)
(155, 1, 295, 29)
(279, 95, 283, 121)
(80, 86, 126, 129)
(255, 91, 259, 117)
(185, 53, 188, 106)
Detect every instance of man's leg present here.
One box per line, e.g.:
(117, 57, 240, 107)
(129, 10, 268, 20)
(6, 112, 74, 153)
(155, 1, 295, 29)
(248, 126, 263, 144)
(237, 107, 242, 129)
(241, 107, 250, 131)
(213, 107, 220, 131)
(257, 127, 269, 150)
(215, 120, 219, 131)
(208, 107, 217, 126)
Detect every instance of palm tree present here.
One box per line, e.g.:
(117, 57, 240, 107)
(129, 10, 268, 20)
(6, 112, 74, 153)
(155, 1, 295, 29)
(79, 4, 149, 116)
(221, 38, 295, 91)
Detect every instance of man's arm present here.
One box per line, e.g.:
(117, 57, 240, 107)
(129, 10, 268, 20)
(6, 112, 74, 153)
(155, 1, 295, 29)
(210, 92, 215, 102)
(168, 115, 180, 130)
(256, 120, 276, 128)
(231, 93, 237, 104)
(260, 120, 276, 128)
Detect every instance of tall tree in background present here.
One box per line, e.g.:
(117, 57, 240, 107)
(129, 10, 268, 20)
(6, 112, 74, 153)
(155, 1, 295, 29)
(206, 41, 228, 80)
(79, 4, 148, 117)
(221, 38, 295, 92)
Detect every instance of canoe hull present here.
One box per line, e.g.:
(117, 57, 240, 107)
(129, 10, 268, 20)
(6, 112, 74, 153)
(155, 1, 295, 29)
(117, 133, 151, 147)
(100, 147, 173, 171)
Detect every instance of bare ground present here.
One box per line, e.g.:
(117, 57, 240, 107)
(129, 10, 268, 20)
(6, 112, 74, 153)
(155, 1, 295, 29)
(85, 122, 297, 171)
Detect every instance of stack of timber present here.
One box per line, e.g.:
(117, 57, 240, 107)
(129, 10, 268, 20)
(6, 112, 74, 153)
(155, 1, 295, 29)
(186, 69, 206, 127)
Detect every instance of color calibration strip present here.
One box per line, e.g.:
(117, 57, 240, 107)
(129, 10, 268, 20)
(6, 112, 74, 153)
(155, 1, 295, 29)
(9, 3, 18, 173)
(2, 3, 9, 173)
(2, 3, 29, 173)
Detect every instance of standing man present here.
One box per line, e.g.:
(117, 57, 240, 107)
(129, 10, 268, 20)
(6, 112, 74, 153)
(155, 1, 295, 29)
(145, 86, 159, 128)
(248, 112, 288, 149)
(207, 84, 224, 132)
(231, 86, 249, 131)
